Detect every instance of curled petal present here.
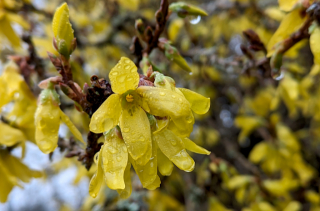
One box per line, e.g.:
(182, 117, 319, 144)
(102, 131, 128, 190)
(130, 139, 158, 188)
(120, 105, 152, 165)
(89, 150, 104, 198)
(182, 138, 210, 155)
(90, 94, 121, 133)
(35, 102, 60, 154)
(0, 122, 26, 147)
(157, 148, 174, 176)
(117, 161, 132, 199)
(137, 86, 194, 137)
(154, 129, 195, 172)
(178, 88, 210, 115)
(60, 110, 85, 144)
(109, 57, 140, 94)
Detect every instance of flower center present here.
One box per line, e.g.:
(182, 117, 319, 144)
(126, 94, 134, 102)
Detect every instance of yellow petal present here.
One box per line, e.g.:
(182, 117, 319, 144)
(0, 78, 11, 109)
(157, 148, 174, 176)
(6, 12, 30, 29)
(120, 105, 152, 165)
(1, 152, 42, 183)
(154, 129, 195, 172)
(137, 86, 194, 137)
(167, 113, 194, 138)
(0, 122, 26, 146)
(89, 150, 104, 198)
(0, 15, 20, 47)
(0, 162, 15, 203)
(153, 118, 169, 135)
(35, 101, 60, 154)
(129, 139, 159, 188)
(279, 0, 298, 11)
(117, 161, 132, 199)
(145, 175, 161, 190)
(89, 94, 121, 133)
(60, 110, 85, 144)
(109, 57, 139, 94)
(310, 27, 320, 66)
(101, 131, 128, 190)
(182, 138, 210, 155)
(267, 9, 306, 57)
(178, 88, 210, 114)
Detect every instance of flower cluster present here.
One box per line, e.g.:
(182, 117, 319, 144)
(89, 57, 210, 198)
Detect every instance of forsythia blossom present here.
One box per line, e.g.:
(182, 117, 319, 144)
(89, 57, 210, 198)
(35, 83, 84, 154)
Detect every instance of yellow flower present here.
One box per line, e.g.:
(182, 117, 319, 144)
(35, 87, 84, 154)
(0, 149, 42, 203)
(89, 57, 211, 199)
(89, 127, 160, 199)
(90, 57, 205, 165)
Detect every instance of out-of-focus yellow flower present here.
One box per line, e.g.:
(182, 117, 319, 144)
(35, 85, 84, 154)
(0, 149, 42, 203)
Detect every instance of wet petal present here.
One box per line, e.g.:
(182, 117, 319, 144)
(137, 86, 194, 137)
(157, 148, 174, 176)
(154, 129, 195, 172)
(182, 138, 210, 155)
(130, 139, 158, 188)
(101, 131, 128, 190)
(145, 175, 161, 190)
(60, 110, 85, 144)
(178, 88, 210, 115)
(0, 122, 26, 147)
(117, 161, 132, 199)
(167, 113, 194, 137)
(89, 149, 104, 198)
(109, 57, 140, 94)
(89, 94, 121, 133)
(35, 102, 60, 154)
(120, 105, 152, 165)
(153, 118, 169, 135)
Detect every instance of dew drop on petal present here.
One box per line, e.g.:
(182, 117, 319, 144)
(123, 127, 130, 133)
(160, 92, 166, 96)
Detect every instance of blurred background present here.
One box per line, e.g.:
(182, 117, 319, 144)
(1, 0, 320, 210)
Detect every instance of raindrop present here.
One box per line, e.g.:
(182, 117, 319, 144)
(123, 127, 130, 132)
(159, 92, 166, 96)
(190, 15, 201, 25)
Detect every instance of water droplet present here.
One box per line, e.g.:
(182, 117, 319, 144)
(170, 139, 177, 146)
(108, 145, 118, 154)
(123, 127, 130, 133)
(49, 116, 54, 119)
(122, 145, 127, 152)
(117, 65, 122, 69)
(111, 72, 118, 76)
(160, 92, 166, 96)
(172, 95, 176, 99)
(125, 65, 130, 70)
(190, 15, 201, 25)
(116, 155, 122, 161)
(127, 77, 133, 81)
(124, 59, 130, 64)
(118, 75, 126, 82)
(179, 98, 182, 102)
(131, 69, 136, 73)
(186, 115, 193, 123)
